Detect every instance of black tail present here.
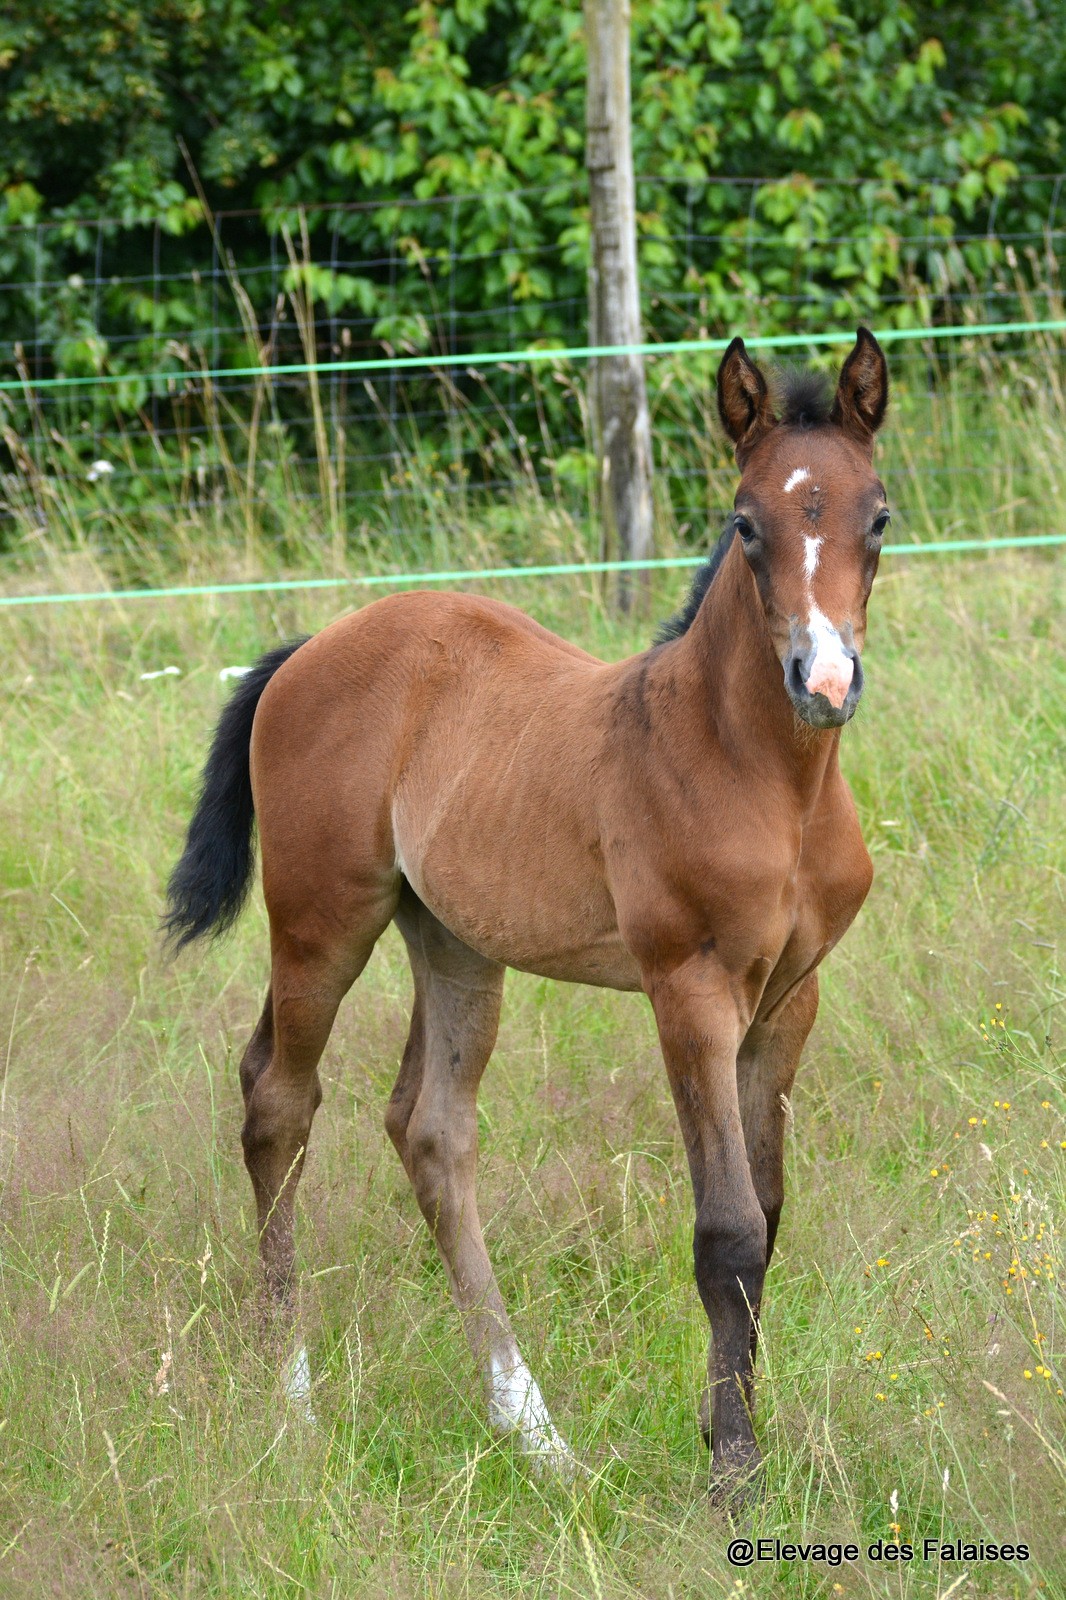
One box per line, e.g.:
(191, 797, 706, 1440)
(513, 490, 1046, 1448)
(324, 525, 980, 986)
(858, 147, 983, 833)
(163, 638, 309, 951)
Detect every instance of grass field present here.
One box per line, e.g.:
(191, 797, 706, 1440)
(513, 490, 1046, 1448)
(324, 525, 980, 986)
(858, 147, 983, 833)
(1, 533, 1063, 1599)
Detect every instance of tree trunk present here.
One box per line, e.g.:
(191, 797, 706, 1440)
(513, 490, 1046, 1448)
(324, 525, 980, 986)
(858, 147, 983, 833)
(585, 0, 654, 612)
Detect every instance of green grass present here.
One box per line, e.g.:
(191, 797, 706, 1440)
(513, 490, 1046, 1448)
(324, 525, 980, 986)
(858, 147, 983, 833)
(0, 539, 1063, 1598)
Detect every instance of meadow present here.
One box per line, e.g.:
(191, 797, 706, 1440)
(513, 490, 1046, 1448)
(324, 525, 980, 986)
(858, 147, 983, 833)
(0, 358, 1064, 1597)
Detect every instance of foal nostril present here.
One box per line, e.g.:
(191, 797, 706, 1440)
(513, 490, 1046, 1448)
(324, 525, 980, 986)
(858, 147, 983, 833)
(849, 651, 864, 700)
(788, 655, 808, 698)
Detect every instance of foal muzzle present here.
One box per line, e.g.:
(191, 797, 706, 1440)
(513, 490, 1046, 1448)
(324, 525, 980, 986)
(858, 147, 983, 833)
(784, 621, 864, 729)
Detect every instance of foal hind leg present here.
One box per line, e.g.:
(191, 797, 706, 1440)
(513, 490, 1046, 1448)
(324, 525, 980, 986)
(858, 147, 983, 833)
(241, 928, 383, 1303)
(388, 893, 570, 1465)
(238, 986, 275, 1105)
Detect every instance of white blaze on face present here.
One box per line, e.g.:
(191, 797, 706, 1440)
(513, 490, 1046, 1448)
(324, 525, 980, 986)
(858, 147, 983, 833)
(806, 603, 854, 708)
(791, 481, 853, 709)
(489, 1347, 573, 1470)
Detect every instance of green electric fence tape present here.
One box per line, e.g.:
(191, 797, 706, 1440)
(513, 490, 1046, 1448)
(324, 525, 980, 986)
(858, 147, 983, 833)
(1, 535, 1062, 611)
(1, 317, 1064, 393)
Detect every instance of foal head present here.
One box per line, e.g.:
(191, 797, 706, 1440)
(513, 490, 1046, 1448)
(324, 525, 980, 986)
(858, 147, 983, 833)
(716, 329, 890, 729)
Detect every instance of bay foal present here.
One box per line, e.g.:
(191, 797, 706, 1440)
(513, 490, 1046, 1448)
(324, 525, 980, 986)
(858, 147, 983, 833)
(166, 329, 890, 1489)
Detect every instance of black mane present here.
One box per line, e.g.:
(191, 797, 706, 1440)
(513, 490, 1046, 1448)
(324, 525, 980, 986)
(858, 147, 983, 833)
(654, 523, 734, 644)
(654, 364, 836, 644)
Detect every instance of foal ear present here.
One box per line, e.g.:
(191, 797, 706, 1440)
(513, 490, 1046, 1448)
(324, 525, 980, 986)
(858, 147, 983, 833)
(716, 337, 777, 463)
(830, 326, 889, 447)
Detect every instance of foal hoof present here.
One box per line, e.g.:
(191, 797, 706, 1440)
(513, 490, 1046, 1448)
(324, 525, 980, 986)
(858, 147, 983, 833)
(709, 1442, 762, 1510)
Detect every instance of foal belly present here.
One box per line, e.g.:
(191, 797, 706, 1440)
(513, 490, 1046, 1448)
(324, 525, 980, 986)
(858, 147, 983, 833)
(499, 929, 643, 991)
(395, 809, 642, 990)
(409, 859, 643, 991)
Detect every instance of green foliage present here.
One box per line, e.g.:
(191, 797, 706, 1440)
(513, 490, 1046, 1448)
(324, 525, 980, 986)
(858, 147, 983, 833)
(1, 0, 1065, 539)
(1, 0, 1064, 355)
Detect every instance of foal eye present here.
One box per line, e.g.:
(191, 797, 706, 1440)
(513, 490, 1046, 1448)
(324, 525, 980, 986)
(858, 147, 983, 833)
(734, 514, 756, 543)
(871, 510, 891, 538)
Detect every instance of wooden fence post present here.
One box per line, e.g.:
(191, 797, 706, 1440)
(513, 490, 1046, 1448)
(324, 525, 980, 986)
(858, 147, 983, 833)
(585, 0, 654, 612)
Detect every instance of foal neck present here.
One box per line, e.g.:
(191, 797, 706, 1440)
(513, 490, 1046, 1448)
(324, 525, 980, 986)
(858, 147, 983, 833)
(680, 534, 842, 804)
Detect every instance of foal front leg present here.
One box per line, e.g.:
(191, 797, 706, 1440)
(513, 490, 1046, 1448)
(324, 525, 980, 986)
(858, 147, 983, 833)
(691, 972, 818, 1443)
(647, 963, 767, 1485)
(737, 973, 818, 1276)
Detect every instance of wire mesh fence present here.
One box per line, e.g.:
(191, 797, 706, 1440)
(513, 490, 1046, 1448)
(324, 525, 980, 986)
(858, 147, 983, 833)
(1, 171, 1064, 562)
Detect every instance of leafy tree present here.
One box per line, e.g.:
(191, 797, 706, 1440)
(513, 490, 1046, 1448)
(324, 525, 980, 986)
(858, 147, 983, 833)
(2, 0, 1063, 357)
(1, 0, 1063, 512)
